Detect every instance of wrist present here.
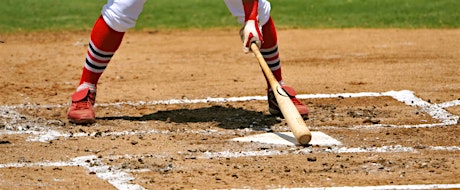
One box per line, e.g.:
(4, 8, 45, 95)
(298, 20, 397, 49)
(243, 0, 258, 21)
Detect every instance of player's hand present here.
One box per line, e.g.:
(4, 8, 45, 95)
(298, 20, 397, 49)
(240, 19, 263, 53)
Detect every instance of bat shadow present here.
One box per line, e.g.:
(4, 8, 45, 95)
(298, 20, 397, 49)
(98, 105, 280, 131)
(273, 132, 298, 144)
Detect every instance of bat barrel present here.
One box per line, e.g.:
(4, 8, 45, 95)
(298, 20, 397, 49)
(298, 135, 312, 146)
(250, 43, 312, 145)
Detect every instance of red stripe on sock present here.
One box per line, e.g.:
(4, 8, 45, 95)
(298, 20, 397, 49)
(87, 51, 110, 64)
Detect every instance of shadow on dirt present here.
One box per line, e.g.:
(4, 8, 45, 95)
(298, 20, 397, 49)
(98, 105, 280, 131)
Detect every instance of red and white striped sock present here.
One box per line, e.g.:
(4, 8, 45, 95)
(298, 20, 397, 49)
(260, 17, 283, 90)
(77, 15, 125, 92)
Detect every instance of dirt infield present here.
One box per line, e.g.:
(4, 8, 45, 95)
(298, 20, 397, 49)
(1, 29, 460, 189)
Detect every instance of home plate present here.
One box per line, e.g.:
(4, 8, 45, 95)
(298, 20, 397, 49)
(232, 132, 342, 146)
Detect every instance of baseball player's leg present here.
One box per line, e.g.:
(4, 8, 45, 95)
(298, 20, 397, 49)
(77, 16, 125, 93)
(260, 16, 309, 117)
(102, 0, 147, 32)
(260, 17, 281, 85)
(224, 0, 308, 117)
(67, 0, 146, 124)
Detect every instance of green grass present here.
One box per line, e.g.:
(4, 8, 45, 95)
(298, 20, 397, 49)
(1, 0, 459, 33)
(271, 0, 460, 28)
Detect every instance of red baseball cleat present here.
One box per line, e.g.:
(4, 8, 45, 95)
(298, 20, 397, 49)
(67, 88, 96, 124)
(268, 85, 309, 119)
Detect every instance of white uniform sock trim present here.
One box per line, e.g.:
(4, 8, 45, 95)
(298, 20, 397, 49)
(77, 82, 97, 93)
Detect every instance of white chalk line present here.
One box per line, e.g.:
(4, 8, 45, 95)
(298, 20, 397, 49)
(437, 99, 460, 108)
(201, 145, 460, 158)
(2, 91, 460, 169)
(297, 90, 458, 126)
(1, 146, 459, 190)
(1, 90, 460, 190)
(23, 128, 241, 142)
(0, 155, 145, 190)
(1, 90, 458, 142)
(2, 89, 459, 128)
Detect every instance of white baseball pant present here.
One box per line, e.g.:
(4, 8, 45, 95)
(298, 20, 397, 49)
(101, 0, 272, 32)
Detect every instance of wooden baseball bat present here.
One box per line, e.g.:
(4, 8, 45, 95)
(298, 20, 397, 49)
(250, 43, 312, 145)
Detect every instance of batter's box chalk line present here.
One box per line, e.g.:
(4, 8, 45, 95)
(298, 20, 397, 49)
(296, 90, 458, 127)
(2, 153, 460, 190)
(233, 90, 459, 146)
(0, 90, 458, 143)
(0, 155, 146, 190)
(1, 90, 460, 190)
